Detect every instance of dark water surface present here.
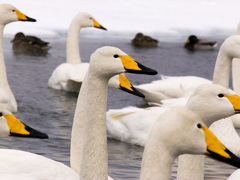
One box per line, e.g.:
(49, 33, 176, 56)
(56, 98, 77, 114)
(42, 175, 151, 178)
(0, 34, 235, 179)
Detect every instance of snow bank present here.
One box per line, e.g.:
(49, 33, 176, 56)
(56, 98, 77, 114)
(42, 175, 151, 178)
(3, 0, 240, 40)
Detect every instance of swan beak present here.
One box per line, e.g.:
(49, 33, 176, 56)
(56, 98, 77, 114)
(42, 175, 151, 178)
(119, 55, 158, 75)
(204, 127, 240, 168)
(92, 18, 107, 30)
(226, 95, 240, 113)
(15, 9, 36, 22)
(118, 74, 145, 98)
(4, 114, 48, 139)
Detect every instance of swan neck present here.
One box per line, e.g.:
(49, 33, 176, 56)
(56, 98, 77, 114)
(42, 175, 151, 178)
(70, 70, 109, 180)
(66, 18, 82, 64)
(232, 58, 240, 93)
(0, 25, 8, 83)
(177, 155, 204, 180)
(140, 140, 174, 180)
(212, 50, 231, 87)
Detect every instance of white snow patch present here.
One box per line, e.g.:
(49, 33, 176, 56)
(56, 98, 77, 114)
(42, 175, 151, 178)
(2, 0, 240, 40)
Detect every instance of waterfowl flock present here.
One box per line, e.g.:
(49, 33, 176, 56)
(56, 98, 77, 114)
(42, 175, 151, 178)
(1, 2, 240, 180)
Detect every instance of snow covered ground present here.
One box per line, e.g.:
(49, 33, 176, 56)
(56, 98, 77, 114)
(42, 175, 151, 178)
(3, 0, 240, 40)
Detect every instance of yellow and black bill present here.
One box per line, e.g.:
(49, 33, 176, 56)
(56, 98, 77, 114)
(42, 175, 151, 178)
(15, 9, 36, 22)
(226, 95, 240, 113)
(4, 114, 48, 139)
(204, 126, 240, 168)
(119, 55, 158, 75)
(118, 74, 145, 98)
(92, 18, 107, 30)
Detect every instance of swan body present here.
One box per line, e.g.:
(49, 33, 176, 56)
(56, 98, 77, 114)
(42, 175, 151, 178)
(48, 63, 89, 92)
(0, 46, 156, 179)
(48, 12, 107, 92)
(136, 75, 211, 104)
(0, 149, 79, 180)
(107, 84, 240, 146)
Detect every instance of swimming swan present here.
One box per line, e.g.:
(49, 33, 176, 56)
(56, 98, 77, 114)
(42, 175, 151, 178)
(107, 84, 240, 146)
(0, 4, 47, 138)
(48, 12, 107, 92)
(0, 46, 157, 179)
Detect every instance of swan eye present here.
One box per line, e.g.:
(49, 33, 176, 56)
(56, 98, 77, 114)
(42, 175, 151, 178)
(89, 17, 93, 20)
(196, 123, 202, 129)
(113, 54, 119, 58)
(0, 112, 3, 117)
(218, 93, 224, 98)
(12, 9, 15, 12)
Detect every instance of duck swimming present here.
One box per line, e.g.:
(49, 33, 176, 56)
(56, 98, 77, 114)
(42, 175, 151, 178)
(11, 32, 51, 56)
(184, 35, 217, 51)
(131, 33, 158, 48)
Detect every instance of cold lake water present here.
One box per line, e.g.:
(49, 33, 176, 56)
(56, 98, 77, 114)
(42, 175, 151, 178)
(0, 34, 236, 179)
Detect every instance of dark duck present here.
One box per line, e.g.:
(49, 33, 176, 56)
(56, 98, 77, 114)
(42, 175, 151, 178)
(11, 32, 51, 56)
(132, 33, 158, 47)
(184, 35, 217, 51)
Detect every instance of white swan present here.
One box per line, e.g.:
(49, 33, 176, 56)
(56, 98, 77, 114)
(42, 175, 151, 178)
(48, 12, 107, 92)
(0, 46, 157, 179)
(107, 84, 240, 146)
(140, 106, 240, 180)
(0, 4, 48, 138)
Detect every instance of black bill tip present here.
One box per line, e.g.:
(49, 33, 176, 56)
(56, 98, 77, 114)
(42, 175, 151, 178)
(120, 85, 145, 98)
(207, 148, 240, 168)
(98, 25, 107, 31)
(10, 123, 48, 139)
(125, 62, 158, 75)
(23, 16, 37, 22)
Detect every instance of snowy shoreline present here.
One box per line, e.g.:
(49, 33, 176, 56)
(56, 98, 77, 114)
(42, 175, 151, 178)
(3, 0, 240, 41)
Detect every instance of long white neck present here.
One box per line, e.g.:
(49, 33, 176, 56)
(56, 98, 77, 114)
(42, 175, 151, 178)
(176, 104, 209, 180)
(66, 17, 82, 64)
(70, 69, 109, 180)
(212, 49, 231, 86)
(232, 58, 240, 93)
(236, 23, 240, 35)
(0, 25, 16, 112)
(140, 139, 174, 180)
(177, 155, 204, 180)
(0, 25, 8, 83)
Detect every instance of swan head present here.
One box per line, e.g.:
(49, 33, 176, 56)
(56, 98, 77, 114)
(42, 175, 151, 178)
(75, 12, 107, 30)
(149, 107, 240, 168)
(109, 74, 145, 98)
(0, 4, 36, 25)
(89, 46, 158, 78)
(186, 84, 240, 126)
